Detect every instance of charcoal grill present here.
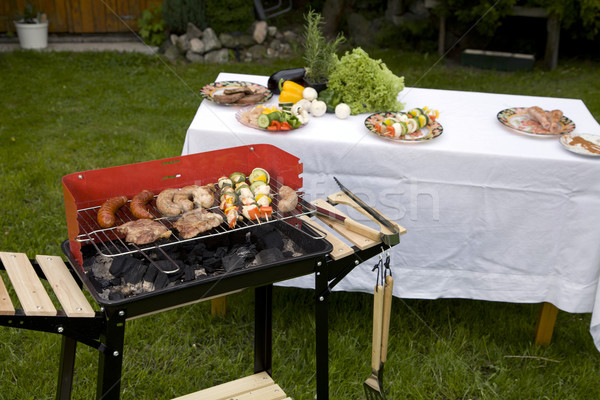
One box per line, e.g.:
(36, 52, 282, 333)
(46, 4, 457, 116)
(1, 144, 405, 400)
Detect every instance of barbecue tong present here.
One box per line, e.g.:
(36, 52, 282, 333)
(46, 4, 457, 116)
(318, 177, 402, 246)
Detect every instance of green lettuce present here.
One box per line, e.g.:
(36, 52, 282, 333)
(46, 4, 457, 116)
(327, 47, 405, 115)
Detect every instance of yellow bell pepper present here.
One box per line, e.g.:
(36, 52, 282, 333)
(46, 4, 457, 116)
(278, 80, 304, 104)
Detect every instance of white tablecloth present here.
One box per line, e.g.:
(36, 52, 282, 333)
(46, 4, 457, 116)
(183, 72, 600, 350)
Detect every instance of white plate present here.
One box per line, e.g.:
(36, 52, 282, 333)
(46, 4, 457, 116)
(560, 133, 600, 156)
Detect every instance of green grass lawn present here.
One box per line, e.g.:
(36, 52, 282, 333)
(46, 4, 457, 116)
(1, 49, 599, 399)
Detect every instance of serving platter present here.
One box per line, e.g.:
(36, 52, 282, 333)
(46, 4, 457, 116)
(200, 81, 272, 106)
(560, 133, 600, 156)
(364, 112, 443, 143)
(497, 107, 575, 137)
(235, 107, 307, 133)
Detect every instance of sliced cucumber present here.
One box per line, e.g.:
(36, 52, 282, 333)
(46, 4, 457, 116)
(257, 114, 270, 129)
(267, 111, 281, 122)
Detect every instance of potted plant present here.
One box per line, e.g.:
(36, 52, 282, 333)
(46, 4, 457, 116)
(14, 2, 48, 49)
(302, 9, 345, 92)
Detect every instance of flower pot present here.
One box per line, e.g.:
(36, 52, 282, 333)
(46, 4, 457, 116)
(302, 78, 327, 93)
(14, 21, 48, 49)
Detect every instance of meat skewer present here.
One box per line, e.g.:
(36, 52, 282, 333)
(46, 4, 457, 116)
(218, 176, 240, 228)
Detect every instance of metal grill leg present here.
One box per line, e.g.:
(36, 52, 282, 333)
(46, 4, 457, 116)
(315, 262, 329, 400)
(254, 284, 273, 375)
(97, 309, 126, 400)
(56, 336, 77, 400)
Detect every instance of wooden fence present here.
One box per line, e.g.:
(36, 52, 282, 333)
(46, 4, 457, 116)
(1, 0, 160, 33)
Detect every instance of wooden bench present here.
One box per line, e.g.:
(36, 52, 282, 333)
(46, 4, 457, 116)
(0, 252, 95, 318)
(425, 2, 560, 70)
(172, 371, 291, 400)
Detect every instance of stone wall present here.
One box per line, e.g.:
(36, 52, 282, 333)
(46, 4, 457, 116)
(160, 20, 302, 63)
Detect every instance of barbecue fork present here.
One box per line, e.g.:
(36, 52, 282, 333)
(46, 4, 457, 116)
(364, 282, 386, 400)
(378, 274, 393, 388)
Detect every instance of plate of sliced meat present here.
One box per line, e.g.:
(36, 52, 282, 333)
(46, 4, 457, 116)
(497, 107, 575, 137)
(201, 81, 272, 106)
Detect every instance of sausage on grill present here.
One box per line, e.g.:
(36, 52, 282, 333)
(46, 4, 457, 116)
(97, 195, 128, 228)
(130, 190, 155, 219)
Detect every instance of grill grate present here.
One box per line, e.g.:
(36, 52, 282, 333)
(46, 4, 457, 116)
(74, 178, 317, 258)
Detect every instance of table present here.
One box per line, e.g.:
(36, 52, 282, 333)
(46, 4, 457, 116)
(183, 72, 600, 350)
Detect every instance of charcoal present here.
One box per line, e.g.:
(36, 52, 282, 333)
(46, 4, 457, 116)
(154, 272, 170, 290)
(256, 230, 284, 251)
(203, 257, 221, 273)
(184, 265, 196, 282)
(190, 242, 207, 256)
(124, 262, 148, 285)
(87, 274, 106, 293)
(255, 248, 285, 265)
(222, 253, 246, 272)
(110, 256, 140, 277)
(108, 291, 125, 301)
(214, 246, 229, 258)
(110, 277, 121, 286)
(168, 263, 186, 282)
(143, 265, 159, 283)
(204, 234, 229, 250)
(223, 245, 257, 272)
(154, 260, 179, 274)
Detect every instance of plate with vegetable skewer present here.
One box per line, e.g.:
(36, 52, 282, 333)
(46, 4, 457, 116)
(365, 107, 443, 143)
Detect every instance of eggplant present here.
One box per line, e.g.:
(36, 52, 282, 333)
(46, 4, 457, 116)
(267, 68, 306, 94)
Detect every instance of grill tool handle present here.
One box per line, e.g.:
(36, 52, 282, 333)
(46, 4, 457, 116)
(381, 275, 393, 363)
(371, 284, 384, 371)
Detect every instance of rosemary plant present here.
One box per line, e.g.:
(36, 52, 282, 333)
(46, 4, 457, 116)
(302, 9, 345, 84)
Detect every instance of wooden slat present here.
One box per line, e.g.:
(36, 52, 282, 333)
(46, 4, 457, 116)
(327, 192, 407, 236)
(311, 199, 377, 250)
(299, 215, 354, 260)
(230, 384, 287, 400)
(79, 0, 95, 33)
(172, 372, 278, 400)
(69, 0, 82, 33)
(36, 255, 95, 318)
(104, 0, 120, 32)
(0, 274, 15, 316)
(0, 252, 56, 316)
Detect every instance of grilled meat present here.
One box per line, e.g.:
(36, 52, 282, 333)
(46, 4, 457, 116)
(173, 209, 224, 239)
(213, 92, 246, 104)
(117, 219, 172, 245)
(213, 88, 266, 105)
(98, 195, 128, 228)
(224, 87, 253, 95)
(236, 93, 267, 104)
(277, 186, 298, 213)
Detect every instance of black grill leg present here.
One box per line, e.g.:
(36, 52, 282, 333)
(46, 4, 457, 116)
(56, 336, 77, 400)
(254, 284, 273, 375)
(97, 309, 126, 400)
(315, 262, 329, 400)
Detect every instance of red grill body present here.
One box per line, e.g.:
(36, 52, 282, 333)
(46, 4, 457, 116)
(62, 144, 304, 268)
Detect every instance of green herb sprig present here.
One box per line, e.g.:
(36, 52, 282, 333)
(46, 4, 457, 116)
(302, 9, 345, 84)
